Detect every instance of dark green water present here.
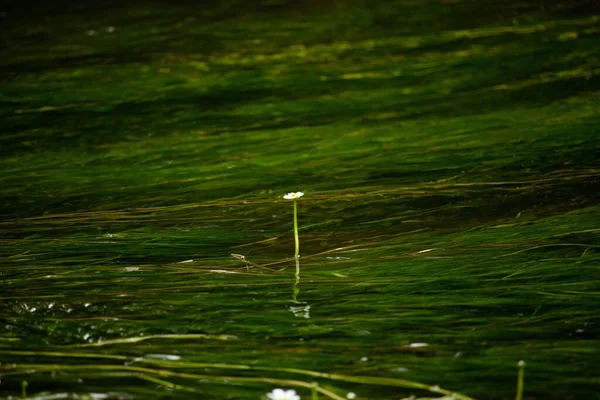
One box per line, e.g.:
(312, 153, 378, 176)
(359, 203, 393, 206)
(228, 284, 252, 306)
(1, 1, 600, 399)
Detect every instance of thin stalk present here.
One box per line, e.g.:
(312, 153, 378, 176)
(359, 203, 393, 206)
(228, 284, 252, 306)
(515, 360, 525, 400)
(311, 381, 319, 400)
(293, 199, 300, 257)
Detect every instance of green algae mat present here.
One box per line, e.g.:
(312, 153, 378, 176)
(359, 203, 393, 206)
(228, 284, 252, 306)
(1, 0, 599, 399)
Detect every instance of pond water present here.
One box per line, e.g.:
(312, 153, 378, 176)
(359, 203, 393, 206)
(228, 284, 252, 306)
(1, 1, 599, 399)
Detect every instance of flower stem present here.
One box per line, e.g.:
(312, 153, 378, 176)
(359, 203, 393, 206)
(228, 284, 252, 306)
(515, 360, 525, 400)
(311, 382, 319, 400)
(293, 199, 300, 257)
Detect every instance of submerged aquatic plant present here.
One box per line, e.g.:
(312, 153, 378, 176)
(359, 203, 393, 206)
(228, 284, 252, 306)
(283, 192, 304, 258)
(267, 388, 301, 400)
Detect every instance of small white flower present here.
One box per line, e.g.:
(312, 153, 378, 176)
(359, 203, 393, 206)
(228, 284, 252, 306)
(283, 192, 304, 200)
(106, 26, 115, 33)
(346, 392, 357, 399)
(267, 388, 300, 400)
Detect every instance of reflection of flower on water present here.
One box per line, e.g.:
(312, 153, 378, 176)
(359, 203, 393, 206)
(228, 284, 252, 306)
(267, 388, 301, 400)
(289, 303, 310, 319)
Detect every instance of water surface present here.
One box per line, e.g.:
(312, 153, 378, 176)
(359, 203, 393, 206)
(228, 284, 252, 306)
(1, 1, 599, 399)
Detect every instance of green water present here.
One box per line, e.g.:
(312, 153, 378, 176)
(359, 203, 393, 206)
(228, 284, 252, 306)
(1, 1, 599, 399)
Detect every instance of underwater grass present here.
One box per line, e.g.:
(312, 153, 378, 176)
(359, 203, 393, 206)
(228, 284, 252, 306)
(1, 0, 600, 399)
(0, 356, 476, 400)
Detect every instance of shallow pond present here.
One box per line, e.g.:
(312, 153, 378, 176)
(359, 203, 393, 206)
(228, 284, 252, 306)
(1, 1, 599, 399)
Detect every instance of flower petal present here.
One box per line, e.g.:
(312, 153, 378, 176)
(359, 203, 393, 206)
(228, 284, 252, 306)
(283, 191, 304, 200)
(283, 390, 300, 400)
(267, 388, 289, 400)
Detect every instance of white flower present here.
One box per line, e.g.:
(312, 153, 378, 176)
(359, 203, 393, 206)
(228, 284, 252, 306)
(346, 392, 357, 399)
(267, 388, 300, 400)
(283, 192, 304, 200)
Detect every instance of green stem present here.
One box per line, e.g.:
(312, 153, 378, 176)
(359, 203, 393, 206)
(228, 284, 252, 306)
(293, 199, 299, 257)
(515, 360, 525, 400)
(311, 381, 319, 400)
